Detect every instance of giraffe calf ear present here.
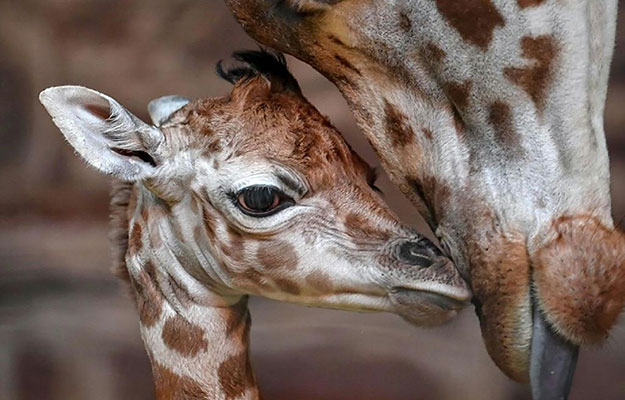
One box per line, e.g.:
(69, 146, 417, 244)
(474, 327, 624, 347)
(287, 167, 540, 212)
(148, 95, 189, 127)
(39, 85, 164, 182)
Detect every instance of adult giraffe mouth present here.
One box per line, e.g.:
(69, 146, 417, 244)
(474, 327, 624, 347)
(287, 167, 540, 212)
(474, 291, 580, 400)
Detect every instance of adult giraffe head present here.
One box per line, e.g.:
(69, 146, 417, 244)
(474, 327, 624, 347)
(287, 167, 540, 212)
(225, 0, 625, 393)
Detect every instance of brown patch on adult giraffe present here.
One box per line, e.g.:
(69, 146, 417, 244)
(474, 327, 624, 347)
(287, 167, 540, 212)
(257, 240, 299, 271)
(132, 260, 164, 328)
(423, 43, 446, 64)
(532, 216, 625, 345)
(489, 100, 522, 148)
(161, 315, 208, 357)
(399, 11, 412, 33)
(217, 351, 255, 400)
(517, 0, 545, 8)
(334, 54, 361, 76)
(152, 362, 208, 400)
(443, 81, 472, 111)
(383, 100, 415, 147)
(435, 0, 504, 50)
(504, 35, 558, 110)
(130, 222, 143, 253)
(344, 212, 393, 242)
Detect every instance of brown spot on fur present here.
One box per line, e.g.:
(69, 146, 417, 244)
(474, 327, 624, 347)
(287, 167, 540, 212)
(443, 81, 472, 111)
(517, 0, 545, 8)
(221, 226, 245, 264)
(424, 42, 446, 64)
(200, 202, 217, 243)
(532, 216, 625, 345)
(334, 54, 361, 75)
(504, 35, 558, 110)
(399, 11, 412, 33)
(273, 277, 301, 295)
(217, 352, 255, 400)
(152, 363, 208, 400)
(130, 222, 143, 253)
(161, 315, 209, 357)
(489, 100, 521, 148)
(383, 100, 414, 147)
(233, 267, 273, 292)
(435, 0, 504, 50)
(257, 240, 299, 271)
(132, 260, 164, 328)
(422, 128, 433, 140)
(344, 212, 393, 241)
(306, 271, 334, 294)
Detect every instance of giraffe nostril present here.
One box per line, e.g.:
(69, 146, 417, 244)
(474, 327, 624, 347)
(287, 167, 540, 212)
(395, 239, 443, 267)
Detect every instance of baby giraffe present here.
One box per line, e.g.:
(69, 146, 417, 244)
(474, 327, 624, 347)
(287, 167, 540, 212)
(39, 51, 470, 399)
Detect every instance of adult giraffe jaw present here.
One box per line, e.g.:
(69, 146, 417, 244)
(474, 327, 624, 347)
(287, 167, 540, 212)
(224, 0, 625, 393)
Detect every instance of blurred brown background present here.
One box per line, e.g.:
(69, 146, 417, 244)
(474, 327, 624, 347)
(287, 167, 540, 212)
(0, 1, 624, 399)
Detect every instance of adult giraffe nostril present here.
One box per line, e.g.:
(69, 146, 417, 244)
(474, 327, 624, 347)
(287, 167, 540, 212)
(395, 239, 444, 267)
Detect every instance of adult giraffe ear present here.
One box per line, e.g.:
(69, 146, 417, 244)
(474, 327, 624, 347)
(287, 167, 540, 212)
(39, 85, 164, 182)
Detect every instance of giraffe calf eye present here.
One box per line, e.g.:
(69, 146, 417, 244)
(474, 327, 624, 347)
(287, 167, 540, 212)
(235, 186, 294, 217)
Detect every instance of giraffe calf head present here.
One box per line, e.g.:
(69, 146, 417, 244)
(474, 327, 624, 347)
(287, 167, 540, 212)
(38, 50, 470, 326)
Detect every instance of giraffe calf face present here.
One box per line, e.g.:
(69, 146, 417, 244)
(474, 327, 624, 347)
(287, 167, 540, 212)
(38, 51, 470, 326)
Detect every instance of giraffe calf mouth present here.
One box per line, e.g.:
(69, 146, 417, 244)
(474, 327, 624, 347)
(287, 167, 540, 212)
(388, 287, 470, 326)
(390, 288, 467, 310)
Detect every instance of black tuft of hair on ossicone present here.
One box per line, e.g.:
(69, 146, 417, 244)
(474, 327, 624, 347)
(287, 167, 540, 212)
(216, 49, 302, 94)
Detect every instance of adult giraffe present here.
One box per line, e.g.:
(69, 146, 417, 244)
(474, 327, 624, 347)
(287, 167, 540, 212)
(224, 0, 625, 397)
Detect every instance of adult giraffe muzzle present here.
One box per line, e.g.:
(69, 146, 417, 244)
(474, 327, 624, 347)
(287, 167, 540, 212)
(224, 0, 625, 397)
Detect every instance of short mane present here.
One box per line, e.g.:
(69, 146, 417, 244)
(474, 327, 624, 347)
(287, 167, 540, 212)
(216, 49, 301, 94)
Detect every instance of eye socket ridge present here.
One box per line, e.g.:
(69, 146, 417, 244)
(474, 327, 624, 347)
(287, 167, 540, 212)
(233, 185, 295, 217)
